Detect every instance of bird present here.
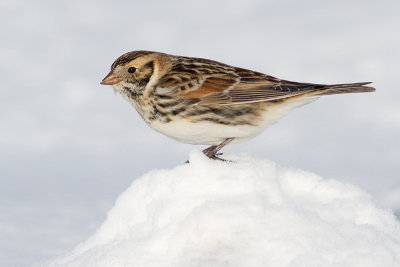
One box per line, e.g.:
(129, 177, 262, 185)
(101, 51, 375, 161)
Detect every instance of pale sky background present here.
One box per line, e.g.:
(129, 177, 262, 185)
(0, 0, 399, 266)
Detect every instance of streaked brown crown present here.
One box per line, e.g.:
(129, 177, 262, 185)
(111, 51, 155, 70)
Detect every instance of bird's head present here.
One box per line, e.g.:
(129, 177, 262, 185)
(101, 51, 162, 94)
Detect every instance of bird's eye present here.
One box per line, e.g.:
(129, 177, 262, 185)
(128, 67, 136, 74)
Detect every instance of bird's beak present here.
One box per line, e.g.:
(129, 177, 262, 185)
(100, 71, 120, 85)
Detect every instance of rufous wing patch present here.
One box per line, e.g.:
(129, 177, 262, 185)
(181, 74, 238, 99)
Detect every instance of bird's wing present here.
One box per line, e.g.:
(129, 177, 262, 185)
(157, 63, 374, 105)
(176, 68, 326, 105)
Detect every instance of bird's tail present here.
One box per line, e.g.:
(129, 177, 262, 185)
(314, 82, 375, 96)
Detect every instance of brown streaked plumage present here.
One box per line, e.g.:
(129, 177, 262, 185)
(101, 51, 375, 160)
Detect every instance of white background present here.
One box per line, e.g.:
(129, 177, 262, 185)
(1, 0, 399, 266)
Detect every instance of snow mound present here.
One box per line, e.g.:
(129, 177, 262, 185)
(48, 151, 400, 267)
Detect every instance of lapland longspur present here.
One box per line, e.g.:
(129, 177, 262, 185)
(101, 51, 375, 160)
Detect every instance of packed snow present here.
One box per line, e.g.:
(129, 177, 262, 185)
(46, 151, 400, 267)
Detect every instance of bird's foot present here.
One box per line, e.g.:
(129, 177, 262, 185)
(186, 138, 234, 163)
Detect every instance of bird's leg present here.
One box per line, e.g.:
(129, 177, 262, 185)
(202, 145, 217, 156)
(202, 138, 234, 161)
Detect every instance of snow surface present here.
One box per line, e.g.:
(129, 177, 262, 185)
(46, 151, 400, 267)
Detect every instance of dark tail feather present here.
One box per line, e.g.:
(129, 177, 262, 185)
(315, 82, 375, 96)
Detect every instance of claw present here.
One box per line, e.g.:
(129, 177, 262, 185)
(201, 138, 234, 161)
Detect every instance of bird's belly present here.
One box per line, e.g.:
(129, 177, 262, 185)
(149, 119, 262, 145)
(148, 97, 317, 145)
